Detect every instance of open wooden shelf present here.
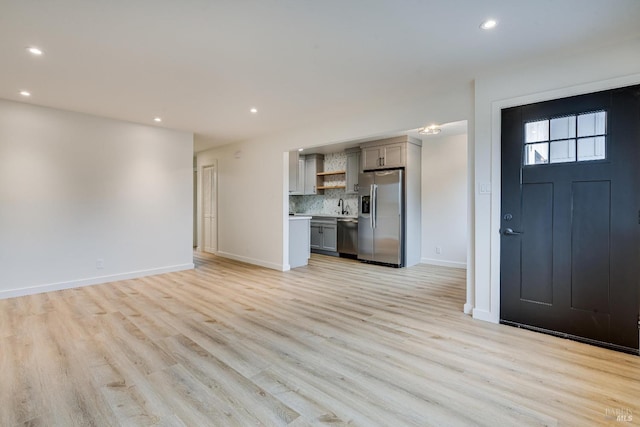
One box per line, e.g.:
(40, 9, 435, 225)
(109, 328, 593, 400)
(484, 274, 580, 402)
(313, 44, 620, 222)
(317, 185, 346, 190)
(317, 170, 346, 191)
(317, 170, 346, 176)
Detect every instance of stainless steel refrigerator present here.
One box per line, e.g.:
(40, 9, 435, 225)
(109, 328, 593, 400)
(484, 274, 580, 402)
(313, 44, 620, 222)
(358, 169, 404, 267)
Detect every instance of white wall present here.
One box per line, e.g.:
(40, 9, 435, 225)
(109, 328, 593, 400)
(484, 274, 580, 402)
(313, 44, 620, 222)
(421, 132, 467, 268)
(472, 37, 640, 323)
(197, 143, 290, 270)
(0, 99, 194, 298)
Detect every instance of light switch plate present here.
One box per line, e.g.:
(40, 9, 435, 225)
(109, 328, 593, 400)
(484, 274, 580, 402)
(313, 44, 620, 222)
(478, 183, 491, 194)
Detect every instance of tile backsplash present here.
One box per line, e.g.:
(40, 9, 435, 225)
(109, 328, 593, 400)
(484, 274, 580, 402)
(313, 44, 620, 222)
(324, 152, 346, 174)
(289, 151, 359, 216)
(290, 191, 358, 216)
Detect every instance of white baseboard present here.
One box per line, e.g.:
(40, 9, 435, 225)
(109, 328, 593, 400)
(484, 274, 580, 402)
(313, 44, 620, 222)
(420, 258, 467, 269)
(216, 251, 285, 271)
(463, 303, 473, 315)
(0, 263, 195, 300)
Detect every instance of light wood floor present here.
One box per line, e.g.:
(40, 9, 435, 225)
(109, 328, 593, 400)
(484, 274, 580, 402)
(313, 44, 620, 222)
(1, 252, 638, 426)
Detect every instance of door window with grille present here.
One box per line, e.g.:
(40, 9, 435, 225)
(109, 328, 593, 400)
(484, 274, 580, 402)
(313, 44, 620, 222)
(524, 111, 606, 165)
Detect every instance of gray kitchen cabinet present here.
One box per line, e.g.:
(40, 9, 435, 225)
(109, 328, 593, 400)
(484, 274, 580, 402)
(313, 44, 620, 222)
(361, 138, 406, 170)
(288, 150, 303, 194)
(295, 158, 304, 194)
(310, 217, 337, 254)
(304, 154, 324, 195)
(345, 149, 361, 194)
(381, 143, 404, 167)
(321, 224, 337, 252)
(310, 222, 322, 249)
(361, 145, 382, 170)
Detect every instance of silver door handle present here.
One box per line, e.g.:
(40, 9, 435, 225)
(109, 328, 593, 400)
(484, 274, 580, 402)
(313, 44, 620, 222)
(502, 228, 523, 235)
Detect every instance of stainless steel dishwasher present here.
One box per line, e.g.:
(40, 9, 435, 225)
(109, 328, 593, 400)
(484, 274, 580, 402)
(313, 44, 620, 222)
(337, 218, 358, 257)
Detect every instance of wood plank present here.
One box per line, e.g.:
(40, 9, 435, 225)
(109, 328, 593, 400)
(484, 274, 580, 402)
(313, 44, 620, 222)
(0, 251, 638, 426)
(316, 185, 346, 190)
(316, 170, 346, 176)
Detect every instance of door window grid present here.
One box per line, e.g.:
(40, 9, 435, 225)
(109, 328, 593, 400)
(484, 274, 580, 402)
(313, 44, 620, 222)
(524, 111, 606, 165)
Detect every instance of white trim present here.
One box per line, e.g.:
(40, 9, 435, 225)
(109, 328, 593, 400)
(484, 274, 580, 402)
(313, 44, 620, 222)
(487, 73, 640, 325)
(216, 251, 286, 271)
(201, 162, 218, 254)
(0, 263, 195, 300)
(421, 258, 466, 269)
(463, 303, 473, 315)
(472, 308, 496, 323)
(282, 151, 290, 275)
(465, 118, 476, 322)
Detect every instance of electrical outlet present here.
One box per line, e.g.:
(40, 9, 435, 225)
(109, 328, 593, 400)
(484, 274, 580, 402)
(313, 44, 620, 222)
(96, 259, 104, 269)
(435, 247, 442, 254)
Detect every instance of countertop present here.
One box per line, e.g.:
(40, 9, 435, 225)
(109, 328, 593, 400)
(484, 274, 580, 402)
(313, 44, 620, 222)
(292, 213, 358, 219)
(288, 215, 312, 221)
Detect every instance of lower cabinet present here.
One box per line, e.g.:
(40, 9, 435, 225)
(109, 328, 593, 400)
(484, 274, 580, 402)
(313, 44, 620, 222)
(310, 217, 337, 254)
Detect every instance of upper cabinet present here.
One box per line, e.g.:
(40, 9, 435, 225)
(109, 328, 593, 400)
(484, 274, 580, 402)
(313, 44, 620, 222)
(288, 151, 305, 195)
(361, 146, 380, 170)
(361, 141, 405, 169)
(289, 152, 325, 195)
(304, 154, 324, 195)
(361, 136, 420, 170)
(379, 143, 405, 168)
(295, 158, 304, 194)
(345, 149, 361, 194)
(289, 150, 299, 193)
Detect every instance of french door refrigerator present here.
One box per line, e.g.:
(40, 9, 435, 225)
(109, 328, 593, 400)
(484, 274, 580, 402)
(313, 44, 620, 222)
(358, 169, 404, 267)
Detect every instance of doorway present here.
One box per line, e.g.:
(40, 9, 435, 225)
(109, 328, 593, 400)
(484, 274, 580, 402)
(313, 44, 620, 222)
(202, 164, 218, 254)
(500, 84, 640, 353)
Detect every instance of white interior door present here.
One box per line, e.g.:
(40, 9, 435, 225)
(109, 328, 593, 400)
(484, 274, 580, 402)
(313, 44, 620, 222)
(203, 165, 217, 253)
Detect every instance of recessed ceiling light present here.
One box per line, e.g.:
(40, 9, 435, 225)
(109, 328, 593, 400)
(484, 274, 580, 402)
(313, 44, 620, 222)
(26, 47, 43, 56)
(298, 148, 304, 152)
(154, 117, 162, 122)
(480, 19, 497, 30)
(20, 90, 31, 97)
(250, 108, 258, 114)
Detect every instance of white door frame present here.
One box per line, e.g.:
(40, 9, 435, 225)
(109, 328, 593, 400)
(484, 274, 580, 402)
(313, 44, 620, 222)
(202, 163, 218, 254)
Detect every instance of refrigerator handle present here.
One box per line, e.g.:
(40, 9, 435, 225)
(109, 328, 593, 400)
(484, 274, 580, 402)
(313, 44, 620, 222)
(369, 184, 374, 229)
(372, 184, 378, 229)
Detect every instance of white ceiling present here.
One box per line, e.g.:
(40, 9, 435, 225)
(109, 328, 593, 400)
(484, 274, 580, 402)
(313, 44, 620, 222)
(2, 1, 639, 152)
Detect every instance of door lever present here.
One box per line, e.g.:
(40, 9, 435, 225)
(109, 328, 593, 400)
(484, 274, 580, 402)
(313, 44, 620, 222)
(501, 228, 523, 236)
